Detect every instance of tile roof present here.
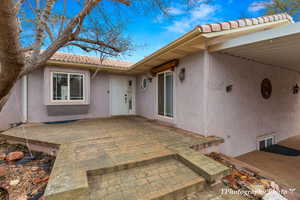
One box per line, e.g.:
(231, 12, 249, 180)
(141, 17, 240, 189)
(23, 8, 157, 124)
(45, 13, 293, 72)
(49, 52, 134, 69)
(197, 13, 293, 33)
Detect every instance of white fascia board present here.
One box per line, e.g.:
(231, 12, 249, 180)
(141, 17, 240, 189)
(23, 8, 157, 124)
(209, 22, 300, 52)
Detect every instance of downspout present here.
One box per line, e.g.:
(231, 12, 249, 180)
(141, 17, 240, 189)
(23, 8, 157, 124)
(22, 75, 28, 123)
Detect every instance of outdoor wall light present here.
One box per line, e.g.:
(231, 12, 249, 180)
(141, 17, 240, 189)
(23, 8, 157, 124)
(179, 68, 185, 82)
(148, 77, 153, 83)
(226, 85, 233, 93)
(293, 84, 299, 94)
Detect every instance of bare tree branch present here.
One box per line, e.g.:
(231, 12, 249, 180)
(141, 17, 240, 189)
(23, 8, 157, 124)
(32, 0, 57, 58)
(21, 46, 34, 52)
(74, 37, 121, 52)
(112, 0, 131, 6)
(0, 94, 9, 112)
(57, 0, 67, 37)
(14, 0, 26, 13)
(66, 42, 118, 56)
(44, 23, 54, 42)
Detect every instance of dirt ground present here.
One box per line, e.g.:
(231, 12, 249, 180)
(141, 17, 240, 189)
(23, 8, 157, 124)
(0, 139, 55, 200)
(237, 135, 300, 193)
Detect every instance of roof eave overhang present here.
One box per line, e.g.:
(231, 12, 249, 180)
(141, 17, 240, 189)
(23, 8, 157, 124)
(128, 19, 291, 75)
(208, 22, 300, 72)
(46, 60, 130, 73)
(128, 27, 206, 74)
(208, 20, 298, 52)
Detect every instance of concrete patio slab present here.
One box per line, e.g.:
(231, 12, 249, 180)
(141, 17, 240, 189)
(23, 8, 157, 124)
(1, 116, 229, 199)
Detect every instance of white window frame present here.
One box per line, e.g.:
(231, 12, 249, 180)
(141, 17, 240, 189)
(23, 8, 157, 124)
(141, 77, 149, 90)
(157, 70, 174, 118)
(257, 135, 275, 151)
(50, 71, 85, 103)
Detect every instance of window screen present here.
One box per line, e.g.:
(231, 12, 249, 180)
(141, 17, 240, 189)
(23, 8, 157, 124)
(53, 73, 68, 100)
(52, 72, 84, 101)
(70, 74, 84, 100)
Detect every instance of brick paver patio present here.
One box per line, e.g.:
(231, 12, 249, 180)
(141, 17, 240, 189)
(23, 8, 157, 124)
(89, 157, 204, 200)
(1, 116, 229, 200)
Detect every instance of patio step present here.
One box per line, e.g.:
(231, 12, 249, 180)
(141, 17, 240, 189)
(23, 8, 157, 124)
(176, 150, 230, 183)
(146, 177, 205, 200)
(88, 156, 206, 200)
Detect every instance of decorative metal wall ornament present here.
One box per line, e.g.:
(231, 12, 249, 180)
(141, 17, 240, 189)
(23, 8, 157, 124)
(179, 68, 186, 82)
(261, 78, 272, 99)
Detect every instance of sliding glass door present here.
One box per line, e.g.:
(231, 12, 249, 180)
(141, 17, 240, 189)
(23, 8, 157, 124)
(158, 71, 174, 118)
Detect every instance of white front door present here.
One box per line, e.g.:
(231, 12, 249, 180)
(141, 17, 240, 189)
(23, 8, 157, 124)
(110, 76, 135, 116)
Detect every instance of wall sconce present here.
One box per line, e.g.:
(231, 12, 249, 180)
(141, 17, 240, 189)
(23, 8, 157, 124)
(293, 84, 299, 94)
(179, 68, 185, 82)
(148, 77, 153, 83)
(226, 85, 233, 93)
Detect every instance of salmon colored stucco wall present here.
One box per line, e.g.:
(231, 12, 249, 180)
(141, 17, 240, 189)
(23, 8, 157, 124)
(27, 68, 111, 123)
(135, 51, 300, 157)
(136, 52, 206, 135)
(0, 81, 22, 131)
(206, 53, 300, 156)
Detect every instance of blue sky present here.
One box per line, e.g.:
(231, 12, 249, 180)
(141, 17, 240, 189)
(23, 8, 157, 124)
(117, 0, 268, 62)
(56, 0, 271, 62)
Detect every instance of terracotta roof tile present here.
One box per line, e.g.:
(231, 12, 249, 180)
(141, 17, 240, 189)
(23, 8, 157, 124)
(197, 13, 293, 33)
(220, 22, 231, 30)
(229, 21, 239, 29)
(210, 23, 222, 32)
(245, 19, 253, 26)
(252, 18, 259, 25)
(49, 52, 133, 69)
(36, 13, 293, 71)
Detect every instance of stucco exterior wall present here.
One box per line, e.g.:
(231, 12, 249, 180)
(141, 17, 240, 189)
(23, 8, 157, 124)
(0, 81, 22, 131)
(136, 52, 205, 134)
(207, 53, 300, 157)
(27, 68, 110, 122)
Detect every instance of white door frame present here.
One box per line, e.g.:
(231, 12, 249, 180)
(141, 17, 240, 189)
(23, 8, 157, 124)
(155, 70, 176, 123)
(109, 75, 136, 116)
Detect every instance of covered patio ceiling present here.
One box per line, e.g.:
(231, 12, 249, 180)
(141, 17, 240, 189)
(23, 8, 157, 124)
(209, 22, 300, 72)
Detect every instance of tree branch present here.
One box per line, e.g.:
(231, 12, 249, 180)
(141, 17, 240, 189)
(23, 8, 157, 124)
(65, 42, 118, 56)
(0, 94, 9, 112)
(57, 0, 67, 37)
(35, 0, 105, 66)
(66, 42, 91, 52)
(44, 23, 54, 42)
(14, 0, 26, 13)
(21, 46, 34, 52)
(32, 0, 57, 57)
(74, 37, 121, 52)
(112, 0, 130, 6)
(21, 0, 127, 76)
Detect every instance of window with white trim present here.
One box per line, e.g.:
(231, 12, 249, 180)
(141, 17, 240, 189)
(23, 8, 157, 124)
(158, 71, 174, 117)
(52, 72, 84, 101)
(258, 136, 274, 151)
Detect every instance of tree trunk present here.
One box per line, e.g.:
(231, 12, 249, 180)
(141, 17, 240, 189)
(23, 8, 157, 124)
(0, 0, 24, 111)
